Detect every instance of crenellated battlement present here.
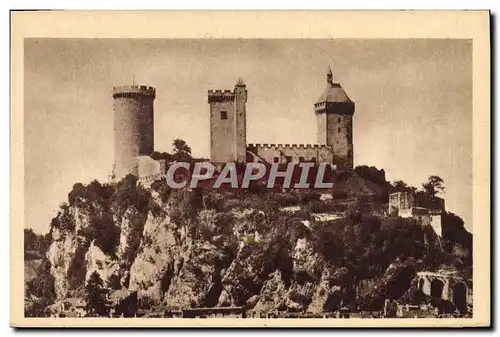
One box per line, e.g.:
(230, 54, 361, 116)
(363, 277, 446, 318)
(138, 173, 165, 184)
(314, 101, 326, 110)
(113, 85, 156, 99)
(208, 89, 235, 103)
(247, 143, 333, 150)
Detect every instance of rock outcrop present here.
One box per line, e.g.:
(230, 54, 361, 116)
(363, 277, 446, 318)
(48, 228, 85, 299)
(34, 178, 469, 317)
(128, 212, 178, 302)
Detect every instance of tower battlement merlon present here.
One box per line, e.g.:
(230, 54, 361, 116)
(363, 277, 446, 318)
(112, 85, 156, 99)
(208, 89, 235, 103)
(250, 143, 327, 150)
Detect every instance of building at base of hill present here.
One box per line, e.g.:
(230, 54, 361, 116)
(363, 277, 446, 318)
(388, 191, 445, 237)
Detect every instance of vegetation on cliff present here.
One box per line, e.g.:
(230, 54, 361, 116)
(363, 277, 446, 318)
(24, 141, 472, 317)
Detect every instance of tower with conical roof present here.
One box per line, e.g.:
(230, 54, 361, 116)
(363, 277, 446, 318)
(314, 68, 355, 171)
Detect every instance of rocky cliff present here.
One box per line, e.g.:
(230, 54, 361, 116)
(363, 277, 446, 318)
(34, 176, 470, 315)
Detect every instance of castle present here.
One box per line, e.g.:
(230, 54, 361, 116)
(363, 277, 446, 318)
(112, 68, 355, 180)
(208, 68, 354, 171)
(110, 69, 448, 238)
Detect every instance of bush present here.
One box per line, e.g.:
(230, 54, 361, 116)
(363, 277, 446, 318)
(270, 192, 300, 207)
(50, 204, 75, 232)
(298, 190, 322, 203)
(203, 193, 225, 211)
(138, 295, 155, 310)
(24, 229, 51, 258)
(169, 189, 202, 226)
(150, 178, 172, 204)
(26, 259, 56, 302)
(304, 200, 339, 213)
(112, 174, 151, 217)
(91, 214, 120, 257)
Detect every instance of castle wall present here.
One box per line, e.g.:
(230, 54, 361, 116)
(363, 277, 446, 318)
(417, 271, 471, 309)
(131, 156, 162, 178)
(412, 207, 432, 226)
(113, 85, 156, 179)
(246, 143, 334, 165)
(415, 193, 446, 211)
(430, 213, 443, 237)
(388, 192, 416, 214)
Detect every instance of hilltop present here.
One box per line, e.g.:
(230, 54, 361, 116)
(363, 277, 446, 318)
(24, 160, 472, 317)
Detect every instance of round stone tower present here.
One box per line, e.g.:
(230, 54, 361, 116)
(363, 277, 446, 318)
(112, 85, 156, 179)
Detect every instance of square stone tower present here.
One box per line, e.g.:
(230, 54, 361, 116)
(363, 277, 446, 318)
(208, 79, 247, 163)
(315, 69, 355, 171)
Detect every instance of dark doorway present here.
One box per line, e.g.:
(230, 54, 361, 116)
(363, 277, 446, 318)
(430, 279, 444, 299)
(418, 278, 425, 292)
(452, 282, 467, 313)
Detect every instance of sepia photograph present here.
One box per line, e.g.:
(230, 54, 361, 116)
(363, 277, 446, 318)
(10, 11, 490, 328)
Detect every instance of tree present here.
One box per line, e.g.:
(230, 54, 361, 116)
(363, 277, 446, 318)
(25, 259, 56, 316)
(91, 214, 120, 257)
(24, 229, 51, 258)
(422, 175, 445, 197)
(173, 139, 191, 155)
(150, 151, 172, 162)
(172, 139, 192, 162)
(441, 212, 472, 260)
(391, 180, 416, 194)
(355, 166, 387, 186)
(85, 271, 108, 317)
(68, 182, 86, 206)
(24, 228, 37, 248)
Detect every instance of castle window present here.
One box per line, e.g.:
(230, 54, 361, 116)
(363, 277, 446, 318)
(220, 111, 228, 120)
(338, 128, 341, 133)
(338, 117, 341, 123)
(299, 156, 305, 162)
(273, 157, 280, 163)
(285, 156, 293, 163)
(311, 157, 317, 163)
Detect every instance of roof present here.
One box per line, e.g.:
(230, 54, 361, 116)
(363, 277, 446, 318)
(334, 172, 384, 197)
(236, 78, 246, 86)
(316, 82, 353, 104)
(182, 306, 244, 312)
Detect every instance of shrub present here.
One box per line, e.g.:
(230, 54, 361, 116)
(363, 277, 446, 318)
(26, 259, 56, 302)
(24, 229, 51, 258)
(150, 178, 172, 204)
(203, 193, 225, 211)
(91, 214, 120, 257)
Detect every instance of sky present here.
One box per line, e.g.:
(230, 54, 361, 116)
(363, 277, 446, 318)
(24, 38, 472, 234)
